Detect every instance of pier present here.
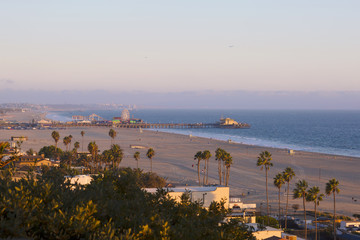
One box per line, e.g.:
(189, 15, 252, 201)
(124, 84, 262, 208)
(54, 122, 250, 129)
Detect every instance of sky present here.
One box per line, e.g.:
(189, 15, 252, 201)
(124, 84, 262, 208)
(1, 1, 360, 94)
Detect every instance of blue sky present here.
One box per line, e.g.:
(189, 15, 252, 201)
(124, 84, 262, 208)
(1, 1, 359, 92)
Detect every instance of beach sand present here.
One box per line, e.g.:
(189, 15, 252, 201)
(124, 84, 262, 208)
(1, 126, 359, 217)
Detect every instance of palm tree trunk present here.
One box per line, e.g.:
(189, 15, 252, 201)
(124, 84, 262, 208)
(266, 169, 269, 218)
(278, 188, 281, 228)
(227, 166, 230, 187)
(151, 158, 153, 172)
(225, 167, 228, 186)
(137, 160, 139, 169)
(222, 161, 226, 185)
(206, 159, 209, 185)
(203, 165, 206, 186)
(333, 192, 336, 240)
(218, 159, 221, 185)
(197, 160, 200, 186)
(303, 196, 307, 240)
(285, 182, 289, 229)
(315, 202, 318, 240)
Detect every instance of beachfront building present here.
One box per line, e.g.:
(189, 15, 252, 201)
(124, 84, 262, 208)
(228, 197, 257, 223)
(13, 155, 59, 169)
(144, 186, 230, 209)
(246, 223, 284, 240)
(338, 221, 360, 234)
(220, 117, 239, 125)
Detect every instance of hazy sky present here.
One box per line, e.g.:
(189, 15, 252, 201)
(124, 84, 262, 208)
(1, 1, 359, 92)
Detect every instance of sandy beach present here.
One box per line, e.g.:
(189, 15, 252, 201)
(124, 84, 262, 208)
(1, 124, 359, 217)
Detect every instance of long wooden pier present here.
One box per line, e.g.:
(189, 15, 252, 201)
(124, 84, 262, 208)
(2, 121, 250, 129)
(61, 122, 250, 129)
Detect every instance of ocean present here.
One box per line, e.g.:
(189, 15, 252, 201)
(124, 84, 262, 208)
(46, 109, 360, 158)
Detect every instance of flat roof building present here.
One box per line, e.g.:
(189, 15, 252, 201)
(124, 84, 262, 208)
(145, 186, 229, 208)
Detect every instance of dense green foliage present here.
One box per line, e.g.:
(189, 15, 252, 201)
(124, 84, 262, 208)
(39, 145, 63, 159)
(256, 216, 279, 229)
(0, 167, 254, 240)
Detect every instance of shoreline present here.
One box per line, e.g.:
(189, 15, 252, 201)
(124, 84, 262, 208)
(45, 110, 360, 158)
(147, 128, 360, 159)
(1, 126, 359, 216)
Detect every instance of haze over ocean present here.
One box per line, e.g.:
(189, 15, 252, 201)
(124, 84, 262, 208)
(47, 109, 360, 158)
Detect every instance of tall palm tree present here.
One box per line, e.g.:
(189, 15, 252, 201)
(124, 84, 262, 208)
(63, 136, 70, 151)
(274, 173, 285, 227)
(283, 167, 296, 229)
(326, 178, 340, 240)
(74, 141, 80, 153)
(293, 179, 309, 240)
(134, 151, 140, 169)
(51, 131, 60, 149)
(73, 141, 80, 167)
(202, 150, 211, 185)
(146, 148, 155, 172)
(68, 135, 72, 149)
(307, 186, 324, 240)
(110, 144, 123, 169)
(108, 129, 117, 145)
(194, 151, 203, 186)
(224, 152, 233, 187)
(101, 149, 113, 170)
(88, 141, 98, 172)
(257, 151, 274, 217)
(80, 131, 85, 152)
(215, 148, 224, 185)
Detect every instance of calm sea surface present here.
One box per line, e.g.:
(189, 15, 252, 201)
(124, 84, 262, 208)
(47, 109, 360, 158)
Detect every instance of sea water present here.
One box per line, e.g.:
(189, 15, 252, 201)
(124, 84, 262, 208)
(46, 109, 360, 158)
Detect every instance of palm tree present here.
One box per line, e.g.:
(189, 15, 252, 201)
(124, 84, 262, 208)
(257, 151, 274, 217)
(146, 148, 155, 172)
(80, 131, 85, 152)
(194, 151, 203, 186)
(51, 131, 60, 149)
(72, 141, 80, 167)
(63, 136, 70, 151)
(202, 150, 211, 185)
(74, 141, 80, 153)
(101, 149, 113, 170)
(68, 135, 72, 150)
(326, 178, 340, 240)
(274, 173, 285, 227)
(224, 152, 233, 187)
(283, 167, 296, 229)
(88, 141, 98, 172)
(293, 180, 309, 240)
(215, 148, 224, 185)
(109, 129, 117, 145)
(134, 151, 140, 169)
(110, 144, 123, 169)
(307, 186, 324, 240)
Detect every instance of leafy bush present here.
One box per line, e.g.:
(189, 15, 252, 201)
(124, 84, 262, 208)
(256, 216, 279, 229)
(0, 167, 254, 240)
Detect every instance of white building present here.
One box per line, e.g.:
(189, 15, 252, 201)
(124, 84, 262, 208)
(144, 186, 229, 208)
(339, 221, 360, 231)
(246, 223, 283, 240)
